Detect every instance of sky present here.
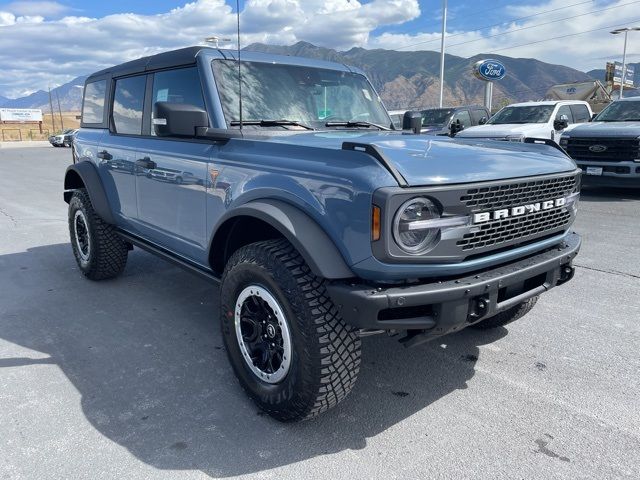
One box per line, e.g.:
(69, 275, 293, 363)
(0, 0, 638, 98)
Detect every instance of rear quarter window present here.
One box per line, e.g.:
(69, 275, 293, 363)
(81, 80, 107, 125)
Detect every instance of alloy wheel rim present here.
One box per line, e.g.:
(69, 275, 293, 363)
(73, 210, 90, 262)
(234, 285, 292, 384)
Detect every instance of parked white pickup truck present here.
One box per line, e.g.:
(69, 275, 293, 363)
(455, 100, 593, 143)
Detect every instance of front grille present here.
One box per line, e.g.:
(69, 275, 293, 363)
(457, 209, 571, 251)
(566, 137, 640, 162)
(456, 173, 578, 252)
(460, 175, 578, 210)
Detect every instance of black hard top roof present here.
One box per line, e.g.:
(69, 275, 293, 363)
(86, 46, 208, 81)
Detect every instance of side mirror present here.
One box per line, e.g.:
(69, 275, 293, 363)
(153, 102, 208, 137)
(449, 119, 464, 137)
(553, 119, 569, 131)
(402, 111, 422, 134)
(591, 113, 598, 121)
(478, 117, 487, 125)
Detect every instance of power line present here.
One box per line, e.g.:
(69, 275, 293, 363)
(395, 0, 594, 50)
(445, 0, 640, 51)
(415, 0, 524, 33)
(481, 18, 640, 55)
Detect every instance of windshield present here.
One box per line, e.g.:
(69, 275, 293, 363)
(487, 105, 555, 124)
(594, 101, 640, 122)
(212, 60, 392, 129)
(420, 108, 453, 126)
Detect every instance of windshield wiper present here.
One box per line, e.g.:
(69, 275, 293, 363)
(229, 119, 314, 130)
(325, 120, 391, 131)
(623, 118, 640, 121)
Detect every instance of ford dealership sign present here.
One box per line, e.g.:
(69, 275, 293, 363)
(473, 59, 506, 81)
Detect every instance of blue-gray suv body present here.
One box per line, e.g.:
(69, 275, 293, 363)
(560, 97, 640, 188)
(64, 46, 581, 421)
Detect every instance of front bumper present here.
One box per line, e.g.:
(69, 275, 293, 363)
(577, 162, 640, 188)
(327, 232, 581, 340)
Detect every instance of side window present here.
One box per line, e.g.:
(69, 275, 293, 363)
(82, 80, 106, 124)
(452, 110, 472, 127)
(151, 67, 206, 135)
(555, 105, 574, 123)
(113, 75, 146, 135)
(570, 104, 590, 123)
(471, 108, 488, 125)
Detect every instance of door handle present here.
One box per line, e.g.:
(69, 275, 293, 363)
(136, 157, 156, 169)
(97, 150, 112, 160)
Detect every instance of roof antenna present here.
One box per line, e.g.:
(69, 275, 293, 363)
(236, 0, 242, 130)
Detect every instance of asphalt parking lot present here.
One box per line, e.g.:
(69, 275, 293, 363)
(1, 145, 639, 479)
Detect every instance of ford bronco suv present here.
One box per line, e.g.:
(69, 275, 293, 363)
(64, 47, 581, 421)
(560, 97, 640, 188)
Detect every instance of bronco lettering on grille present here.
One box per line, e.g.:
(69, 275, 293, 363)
(472, 197, 566, 224)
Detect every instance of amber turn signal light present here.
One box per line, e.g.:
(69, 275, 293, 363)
(372, 205, 381, 241)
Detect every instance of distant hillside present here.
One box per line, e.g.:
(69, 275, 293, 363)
(245, 41, 592, 109)
(0, 42, 613, 111)
(1, 75, 86, 112)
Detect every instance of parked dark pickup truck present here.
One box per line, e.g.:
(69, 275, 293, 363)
(560, 97, 640, 188)
(389, 105, 490, 134)
(64, 46, 581, 421)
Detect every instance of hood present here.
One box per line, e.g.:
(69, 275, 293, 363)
(266, 131, 576, 187)
(563, 121, 640, 138)
(455, 123, 549, 138)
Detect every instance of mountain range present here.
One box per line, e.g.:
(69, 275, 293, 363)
(1, 42, 637, 112)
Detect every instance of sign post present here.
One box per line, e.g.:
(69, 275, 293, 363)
(473, 59, 506, 112)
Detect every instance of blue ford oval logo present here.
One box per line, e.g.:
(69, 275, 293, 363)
(473, 59, 506, 81)
(589, 144, 607, 153)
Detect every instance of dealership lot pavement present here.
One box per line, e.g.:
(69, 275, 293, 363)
(1, 146, 639, 479)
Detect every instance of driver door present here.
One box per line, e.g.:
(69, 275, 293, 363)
(553, 105, 574, 141)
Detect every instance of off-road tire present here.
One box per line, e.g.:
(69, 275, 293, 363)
(471, 296, 539, 329)
(68, 189, 128, 280)
(220, 239, 361, 422)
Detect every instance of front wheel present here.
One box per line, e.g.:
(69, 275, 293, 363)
(220, 239, 361, 421)
(68, 189, 128, 280)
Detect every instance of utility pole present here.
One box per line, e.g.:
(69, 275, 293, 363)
(438, 0, 448, 108)
(48, 87, 56, 133)
(55, 89, 64, 130)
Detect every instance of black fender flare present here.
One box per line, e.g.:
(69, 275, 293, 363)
(212, 199, 355, 280)
(63, 161, 115, 224)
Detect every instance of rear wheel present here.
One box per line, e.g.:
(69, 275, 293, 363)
(220, 239, 361, 421)
(68, 189, 128, 280)
(471, 296, 539, 329)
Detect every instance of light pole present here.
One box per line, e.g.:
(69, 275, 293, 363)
(204, 36, 232, 48)
(610, 27, 640, 99)
(438, 0, 447, 108)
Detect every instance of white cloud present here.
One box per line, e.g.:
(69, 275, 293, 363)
(0, 0, 637, 99)
(0, 0, 420, 97)
(0, 11, 16, 25)
(4, 1, 69, 16)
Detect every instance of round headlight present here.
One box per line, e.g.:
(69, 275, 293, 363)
(393, 198, 441, 254)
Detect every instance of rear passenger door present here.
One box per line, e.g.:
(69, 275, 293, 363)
(99, 74, 147, 226)
(134, 67, 212, 264)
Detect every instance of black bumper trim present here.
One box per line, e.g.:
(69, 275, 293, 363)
(327, 233, 581, 337)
